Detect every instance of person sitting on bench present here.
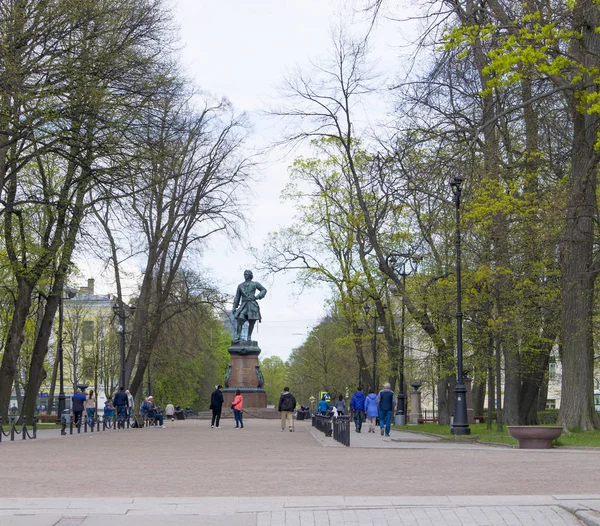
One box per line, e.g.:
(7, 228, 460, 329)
(145, 396, 165, 428)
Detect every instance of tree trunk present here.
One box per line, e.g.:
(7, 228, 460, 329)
(559, 0, 600, 431)
(0, 278, 33, 420)
(47, 350, 59, 416)
(502, 343, 520, 424)
(559, 113, 598, 430)
(472, 374, 486, 418)
(21, 290, 61, 424)
(495, 336, 503, 431)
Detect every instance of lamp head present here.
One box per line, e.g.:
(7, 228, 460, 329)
(363, 304, 371, 315)
(450, 174, 464, 192)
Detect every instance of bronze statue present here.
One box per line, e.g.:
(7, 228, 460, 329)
(232, 270, 267, 342)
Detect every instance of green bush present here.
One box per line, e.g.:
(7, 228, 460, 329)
(538, 409, 558, 424)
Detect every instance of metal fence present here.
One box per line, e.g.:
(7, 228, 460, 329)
(332, 415, 350, 447)
(0, 417, 37, 442)
(0, 413, 164, 443)
(312, 414, 350, 447)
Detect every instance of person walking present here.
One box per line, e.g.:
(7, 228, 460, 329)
(210, 385, 224, 428)
(334, 394, 346, 416)
(350, 386, 366, 433)
(317, 395, 330, 415)
(377, 382, 396, 437)
(278, 386, 296, 432)
(364, 388, 378, 433)
(126, 390, 134, 419)
(71, 388, 86, 426)
(84, 389, 96, 426)
(104, 398, 115, 423)
(232, 389, 244, 429)
(113, 386, 129, 428)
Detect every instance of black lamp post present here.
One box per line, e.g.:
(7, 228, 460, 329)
(112, 301, 136, 389)
(450, 174, 470, 435)
(363, 304, 386, 392)
(387, 253, 418, 426)
(56, 288, 77, 424)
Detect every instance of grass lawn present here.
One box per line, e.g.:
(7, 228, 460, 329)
(393, 423, 600, 447)
(36, 423, 62, 429)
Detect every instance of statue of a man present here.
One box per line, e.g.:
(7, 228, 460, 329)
(231, 270, 267, 342)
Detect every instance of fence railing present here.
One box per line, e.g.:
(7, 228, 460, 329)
(332, 415, 350, 447)
(312, 414, 350, 447)
(313, 414, 332, 436)
(0, 417, 37, 442)
(0, 412, 164, 443)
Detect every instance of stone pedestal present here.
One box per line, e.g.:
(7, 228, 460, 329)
(409, 389, 422, 424)
(222, 340, 267, 408)
(464, 377, 475, 424)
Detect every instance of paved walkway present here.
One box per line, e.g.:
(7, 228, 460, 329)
(0, 495, 599, 525)
(1, 419, 599, 524)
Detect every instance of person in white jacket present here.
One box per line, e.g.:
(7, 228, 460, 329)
(165, 402, 175, 421)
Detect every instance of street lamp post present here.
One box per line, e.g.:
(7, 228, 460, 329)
(56, 288, 76, 424)
(450, 174, 470, 435)
(112, 302, 136, 389)
(363, 304, 386, 392)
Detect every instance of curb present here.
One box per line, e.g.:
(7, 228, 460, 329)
(576, 510, 600, 526)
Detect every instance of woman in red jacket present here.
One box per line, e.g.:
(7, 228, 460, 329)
(232, 389, 244, 429)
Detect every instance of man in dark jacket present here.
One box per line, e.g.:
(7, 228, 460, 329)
(377, 382, 396, 437)
(278, 387, 296, 432)
(210, 385, 224, 428)
(113, 386, 129, 428)
(350, 386, 366, 433)
(71, 389, 86, 426)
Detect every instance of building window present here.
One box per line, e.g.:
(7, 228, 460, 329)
(82, 320, 94, 342)
(546, 399, 556, 409)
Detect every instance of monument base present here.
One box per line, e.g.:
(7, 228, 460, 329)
(223, 339, 267, 409)
(223, 387, 267, 409)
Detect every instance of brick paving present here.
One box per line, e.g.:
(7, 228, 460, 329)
(0, 419, 599, 524)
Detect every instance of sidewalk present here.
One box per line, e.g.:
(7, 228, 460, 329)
(311, 424, 507, 450)
(0, 496, 598, 525)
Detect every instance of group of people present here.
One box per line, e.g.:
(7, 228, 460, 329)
(70, 386, 167, 428)
(317, 383, 397, 437)
(209, 386, 244, 429)
(209, 385, 298, 433)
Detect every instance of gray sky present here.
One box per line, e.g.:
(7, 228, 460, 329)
(76, 0, 413, 361)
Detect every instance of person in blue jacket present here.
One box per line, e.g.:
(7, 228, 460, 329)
(317, 395, 331, 415)
(377, 382, 396, 437)
(350, 386, 366, 433)
(364, 388, 379, 433)
(71, 389, 86, 426)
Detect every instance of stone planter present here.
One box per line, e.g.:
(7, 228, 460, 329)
(507, 426, 563, 449)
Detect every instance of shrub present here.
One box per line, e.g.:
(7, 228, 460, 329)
(538, 409, 558, 424)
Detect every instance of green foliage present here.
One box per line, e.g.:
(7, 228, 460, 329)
(151, 302, 230, 411)
(260, 356, 289, 406)
(287, 317, 357, 406)
(538, 409, 559, 424)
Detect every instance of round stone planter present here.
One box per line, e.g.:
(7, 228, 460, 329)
(507, 426, 563, 449)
